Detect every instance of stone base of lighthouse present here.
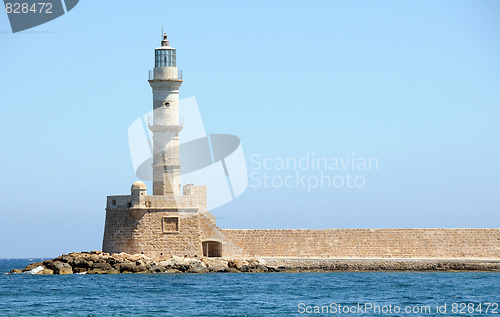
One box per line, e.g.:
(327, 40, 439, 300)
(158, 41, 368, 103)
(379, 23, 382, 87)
(103, 183, 213, 259)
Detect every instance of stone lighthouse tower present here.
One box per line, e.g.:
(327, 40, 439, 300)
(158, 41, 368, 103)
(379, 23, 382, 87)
(149, 33, 183, 196)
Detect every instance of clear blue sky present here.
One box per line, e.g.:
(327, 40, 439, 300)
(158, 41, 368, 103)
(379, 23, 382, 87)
(1, 0, 499, 258)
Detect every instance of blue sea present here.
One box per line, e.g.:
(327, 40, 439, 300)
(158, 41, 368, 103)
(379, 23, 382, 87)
(1, 259, 499, 316)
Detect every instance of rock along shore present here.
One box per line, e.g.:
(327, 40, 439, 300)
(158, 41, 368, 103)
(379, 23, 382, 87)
(9, 251, 500, 275)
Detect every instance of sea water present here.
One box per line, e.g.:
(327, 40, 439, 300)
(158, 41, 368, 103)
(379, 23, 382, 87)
(1, 259, 499, 316)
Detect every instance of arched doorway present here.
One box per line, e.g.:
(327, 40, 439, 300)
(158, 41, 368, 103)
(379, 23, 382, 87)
(202, 241, 222, 257)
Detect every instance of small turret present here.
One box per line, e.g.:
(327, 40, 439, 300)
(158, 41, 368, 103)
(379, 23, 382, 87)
(131, 181, 147, 207)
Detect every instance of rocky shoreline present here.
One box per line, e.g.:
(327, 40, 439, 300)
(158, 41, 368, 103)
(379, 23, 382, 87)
(9, 251, 500, 275)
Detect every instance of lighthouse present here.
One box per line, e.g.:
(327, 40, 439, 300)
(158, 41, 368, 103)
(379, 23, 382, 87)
(149, 33, 183, 196)
(103, 33, 214, 258)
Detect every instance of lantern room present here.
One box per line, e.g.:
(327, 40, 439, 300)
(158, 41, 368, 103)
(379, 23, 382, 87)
(155, 33, 176, 67)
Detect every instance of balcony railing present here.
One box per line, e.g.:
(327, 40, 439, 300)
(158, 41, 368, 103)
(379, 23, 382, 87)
(148, 69, 183, 80)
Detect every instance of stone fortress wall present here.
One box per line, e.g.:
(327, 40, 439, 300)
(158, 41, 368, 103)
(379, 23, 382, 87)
(103, 182, 500, 260)
(198, 211, 500, 258)
(217, 228, 500, 259)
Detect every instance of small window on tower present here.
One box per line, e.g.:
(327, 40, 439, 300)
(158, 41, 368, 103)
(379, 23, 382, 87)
(164, 102, 170, 108)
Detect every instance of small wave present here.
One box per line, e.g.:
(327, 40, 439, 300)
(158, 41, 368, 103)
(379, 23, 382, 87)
(28, 266, 44, 274)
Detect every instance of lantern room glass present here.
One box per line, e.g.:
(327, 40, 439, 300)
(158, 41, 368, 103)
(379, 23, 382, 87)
(155, 49, 176, 67)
